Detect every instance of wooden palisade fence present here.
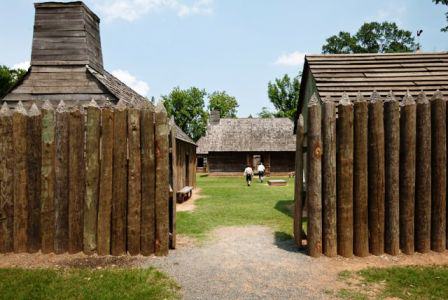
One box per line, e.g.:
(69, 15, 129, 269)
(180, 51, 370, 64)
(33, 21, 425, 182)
(295, 90, 448, 258)
(0, 99, 173, 256)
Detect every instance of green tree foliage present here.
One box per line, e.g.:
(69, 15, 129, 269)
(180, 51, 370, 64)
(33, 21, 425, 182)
(266, 74, 300, 119)
(162, 87, 208, 141)
(208, 91, 239, 118)
(0, 66, 27, 98)
(322, 22, 419, 54)
(258, 107, 275, 119)
(434, 0, 448, 32)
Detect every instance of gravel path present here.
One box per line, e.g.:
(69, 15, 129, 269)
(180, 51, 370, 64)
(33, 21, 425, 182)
(146, 226, 330, 300)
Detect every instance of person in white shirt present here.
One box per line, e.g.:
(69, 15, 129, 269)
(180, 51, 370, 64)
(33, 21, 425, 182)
(244, 165, 254, 186)
(257, 162, 266, 183)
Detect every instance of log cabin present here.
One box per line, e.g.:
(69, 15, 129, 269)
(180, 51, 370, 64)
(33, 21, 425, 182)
(197, 111, 296, 175)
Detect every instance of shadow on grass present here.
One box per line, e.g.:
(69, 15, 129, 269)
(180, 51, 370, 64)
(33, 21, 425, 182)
(274, 231, 306, 254)
(199, 174, 209, 178)
(274, 200, 294, 218)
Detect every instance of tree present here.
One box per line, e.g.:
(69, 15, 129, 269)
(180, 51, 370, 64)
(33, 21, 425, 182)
(258, 107, 275, 119)
(0, 66, 27, 98)
(162, 87, 208, 141)
(434, 0, 448, 32)
(322, 22, 419, 54)
(267, 74, 300, 119)
(208, 91, 239, 118)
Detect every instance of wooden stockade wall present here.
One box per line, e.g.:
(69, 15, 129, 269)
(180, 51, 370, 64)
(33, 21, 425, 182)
(0, 99, 172, 256)
(294, 90, 448, 258)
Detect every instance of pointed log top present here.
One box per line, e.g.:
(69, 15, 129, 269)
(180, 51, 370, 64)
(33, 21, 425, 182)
(42, 100, 54, 111)
(87, 98, 99, 108)
(370, 90, 382, 103)
(401, 90, 415, 106)
(155, 101, 167, 114)
(416, 91, 429, 104)
(56, 100, 67, 112)
(322, 95, 333, 104)
(15, 101, 27, 115)
(116, 98, 127, 110)
(308, 93, 319, 107)
(339, 92, 352, 106)
(431, 90, 444, 102)
(355, 91, 366, 103)
(141, 100, 152, 109)
(298, 114, 304, 127)
(103, 97, 114, 108)
(385, 91, 397, 102)
(0, 102, 12, 117)
(28, 103, 41, 116)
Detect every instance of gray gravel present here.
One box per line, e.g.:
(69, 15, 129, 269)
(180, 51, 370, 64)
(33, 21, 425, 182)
(146, 226, 331, 300)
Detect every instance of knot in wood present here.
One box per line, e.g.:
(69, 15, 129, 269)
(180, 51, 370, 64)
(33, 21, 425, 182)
(314, 146, 322, 158)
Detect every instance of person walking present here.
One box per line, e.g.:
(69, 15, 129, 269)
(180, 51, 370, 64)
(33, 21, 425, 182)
(257, 162, 265, 183)
(244, 165, 254, 186)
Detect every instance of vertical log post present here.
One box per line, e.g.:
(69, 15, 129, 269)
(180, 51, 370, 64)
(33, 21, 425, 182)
(384, 92, 400, 256)
(97, 105, 114, 256)
(307, 93, 323, 258)
(27, 103, 42, 253)
(40, 100, 55, 254)
(12, 102, 28, 253)
(141, 103, 156, 256)
(415, 92, 431, 253)
(353, 93, 369, 257)
(127, 105, 142, 255)
(169, 120, 178, 249)
(0, 103, 14, 253)
(336, 93, 354, 258)
(155, 102, 170, 256)
(293, 115, 304, 248)
(84, 99, 100, 254)
(112, 100, 128, 255)
(54, 100, 69, 254)
(322, 97, 337, 257)
(368, 91, 385, 256)
(68, 104, 85, 254)
(431, 91, 446, 252)
(399, 92, 416, 255)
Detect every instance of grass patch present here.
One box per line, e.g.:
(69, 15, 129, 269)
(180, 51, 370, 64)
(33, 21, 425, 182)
(0, 268, 180, 300)
(177, 175, 300, 241)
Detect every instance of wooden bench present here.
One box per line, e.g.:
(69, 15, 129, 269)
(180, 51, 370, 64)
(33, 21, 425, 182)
(176, 186, 193, 203)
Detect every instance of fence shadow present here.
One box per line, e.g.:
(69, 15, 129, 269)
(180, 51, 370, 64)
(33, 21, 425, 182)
(274, 199, 294, 218)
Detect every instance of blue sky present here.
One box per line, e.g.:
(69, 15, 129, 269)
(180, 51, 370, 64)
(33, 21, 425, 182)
(0, 0, 447, 116)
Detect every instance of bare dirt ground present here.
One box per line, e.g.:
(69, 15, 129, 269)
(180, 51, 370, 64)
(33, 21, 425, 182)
(176, 188, 203, 212)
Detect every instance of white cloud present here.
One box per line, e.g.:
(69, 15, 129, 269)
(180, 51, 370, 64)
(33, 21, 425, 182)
(12, 61, 30, 70)
(112, 69, 150, 96)
(95, 0, 214, 22)
(372, 3, 407, 26)
(274, 52, 305, 67)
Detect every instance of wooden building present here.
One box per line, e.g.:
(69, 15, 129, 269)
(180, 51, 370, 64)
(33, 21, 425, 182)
(197, 111, 296, 175)
(171, 121, 197, 189)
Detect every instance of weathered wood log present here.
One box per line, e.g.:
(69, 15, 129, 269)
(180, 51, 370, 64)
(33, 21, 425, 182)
(111, 100, 128, 255)
(430, 91, 446, 252)
(399, 92, 416, 255)
(415, 92, 431, 253)
(127, 106, 142, 255)
(368, 91, 385, 256)
(0, 103, 14, 253)
(336, 93, 354, 258)
(40, 100, 55, 254)
(353, 93, 369, 257)
(54, 100, 69, 254)
(27, 103, 42, 253)
(97, 105, 114, 256)
(293, 115, 304, 248)
(141, 104, 156, 256)
(84, 99, 100, 254)
(322, 98, 337, 257)
(68, 104, 85, 254)
(169, 120, 177, 250)
(384, 92, 400, 256)
(12, 102, 28, 253)
(307, 93, 323, 258)
(155, 103, 170, 256)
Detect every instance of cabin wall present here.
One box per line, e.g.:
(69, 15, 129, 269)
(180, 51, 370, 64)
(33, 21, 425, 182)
(270, 152, 296, 173)
(175, 140, 197, 189)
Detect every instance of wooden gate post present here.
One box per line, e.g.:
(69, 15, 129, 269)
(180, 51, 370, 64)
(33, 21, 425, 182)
(307, 93, 322, 258)
(415, 92, 431, 253)
(293, 115, 304, 248)
(322, 97, 337, 257)
(169, 121, 178, 250)
(336, 93, 354, 258)
(0, 103, 13, 253)
(12, 102, 28, 253)
(353, 93, 369, 257)
(430, 91, 446, 252)
(384, 92, 400, 256)
(368, 91, 385, 256)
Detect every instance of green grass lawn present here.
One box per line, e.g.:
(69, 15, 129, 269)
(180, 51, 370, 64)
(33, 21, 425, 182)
(339, 265, 448, 299)
(177, 175, 296, 241)
(0, 268, 180, 300)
